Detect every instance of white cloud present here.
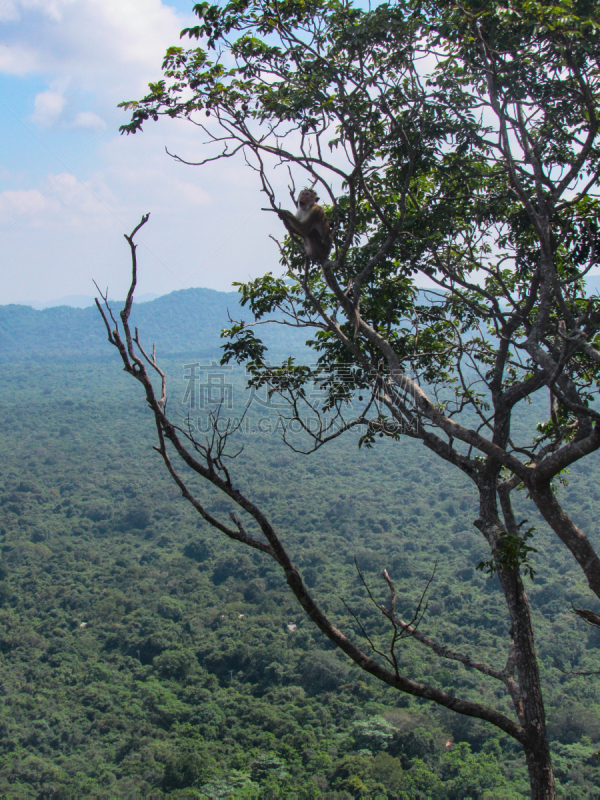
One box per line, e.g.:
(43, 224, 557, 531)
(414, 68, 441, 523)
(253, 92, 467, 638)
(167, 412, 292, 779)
(0, 43, 40, 76)
(0, 0, 189, 96)
(21, 0, 77, 22)
(170, 178, 211, 206)
(0, 172, 118, 226)
(73, 111, 106, 130)
(0, 124, 284, 303)
(0, 188, 47, 216)
(0, 0, 293, 304)
(0, 1, 20, 21)
(31, 89, 66, 126)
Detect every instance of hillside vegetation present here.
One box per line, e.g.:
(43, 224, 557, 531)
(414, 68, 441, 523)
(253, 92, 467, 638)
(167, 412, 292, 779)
(0, 302, 600, 795)
(0, 289, 306, 361)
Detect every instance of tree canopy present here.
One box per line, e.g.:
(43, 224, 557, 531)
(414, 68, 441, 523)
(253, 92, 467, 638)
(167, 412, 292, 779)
(114, 1, 600, 796)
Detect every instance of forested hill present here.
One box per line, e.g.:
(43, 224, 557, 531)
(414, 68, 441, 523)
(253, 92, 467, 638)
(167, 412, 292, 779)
(5, 279, 599, 362)
(0, 288, 306, 361)
(3, 295, 600, 794)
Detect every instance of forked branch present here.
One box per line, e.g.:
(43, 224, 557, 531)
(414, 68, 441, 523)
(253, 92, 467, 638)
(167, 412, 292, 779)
(94, 216, 528, 743)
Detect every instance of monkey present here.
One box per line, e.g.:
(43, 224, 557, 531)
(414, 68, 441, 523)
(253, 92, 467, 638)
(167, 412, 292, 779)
(277, 188, 332, 262)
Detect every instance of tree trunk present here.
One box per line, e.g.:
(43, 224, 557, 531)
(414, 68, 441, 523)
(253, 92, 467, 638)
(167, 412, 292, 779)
(478, 475, 556, 798)
(523, 735, 556, 799)
(495, 567, 556, 798)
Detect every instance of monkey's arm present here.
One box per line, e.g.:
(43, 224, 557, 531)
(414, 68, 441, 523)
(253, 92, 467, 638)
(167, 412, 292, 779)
(278, 208, 329, 237)
(277, 208, 304, 236)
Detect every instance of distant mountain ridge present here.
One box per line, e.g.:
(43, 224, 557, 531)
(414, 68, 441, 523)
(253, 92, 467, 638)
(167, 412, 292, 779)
(20, 293, 160, 310)
(0, 287, 307, 361)
(4, 277, 600, 362)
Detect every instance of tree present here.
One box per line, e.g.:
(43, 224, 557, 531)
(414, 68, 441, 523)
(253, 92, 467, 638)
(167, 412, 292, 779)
(102, 0, 600, 796)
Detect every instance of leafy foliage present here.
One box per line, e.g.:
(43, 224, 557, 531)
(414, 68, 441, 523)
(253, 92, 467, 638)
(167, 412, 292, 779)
(477, 527, 538, 581)
(58, 0, 600, 792)
(0, 353, 600, 794)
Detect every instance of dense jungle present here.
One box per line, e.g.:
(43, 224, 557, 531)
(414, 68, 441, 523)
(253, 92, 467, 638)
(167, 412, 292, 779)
(1, 294, 600, 797)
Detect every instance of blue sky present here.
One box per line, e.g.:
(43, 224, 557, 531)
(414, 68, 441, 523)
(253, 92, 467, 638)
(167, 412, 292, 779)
(0, 0, 282, 304)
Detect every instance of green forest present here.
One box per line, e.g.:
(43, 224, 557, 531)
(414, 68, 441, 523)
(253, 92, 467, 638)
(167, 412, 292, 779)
(0, 289, 307, 362)
(1, 305, 600, 797)
(3, 0, 600, 792)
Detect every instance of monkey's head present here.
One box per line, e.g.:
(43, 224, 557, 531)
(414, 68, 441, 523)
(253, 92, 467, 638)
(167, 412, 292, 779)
(297, 188, 319, 211)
